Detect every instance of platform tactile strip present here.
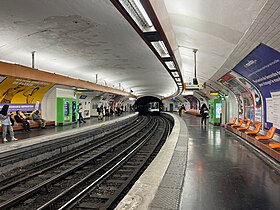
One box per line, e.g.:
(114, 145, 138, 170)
(171, 152, 186, 164)
(150, 187, 181, 210)
(149, 116, 189, 209)
(166, 163, 186, 175)
(159, 174, 184, 188)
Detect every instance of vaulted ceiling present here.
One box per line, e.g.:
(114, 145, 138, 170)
(0, 0, 270, 98)
(164, 0, 266, 84)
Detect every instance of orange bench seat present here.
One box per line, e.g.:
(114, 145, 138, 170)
(232, 119, 244, 128)
(255, 127, 276, 141)
(185, 109, 201, 116)
(245, 123, 262, 135)
(237, 120, 251, 131)
(0, 121, 55, 133)
(226, 117, 237, 126)
(268, 143, 280, 149)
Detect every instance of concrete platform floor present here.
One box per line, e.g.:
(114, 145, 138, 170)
(2, 112, 133, 142)
(180, 114, 280, 210)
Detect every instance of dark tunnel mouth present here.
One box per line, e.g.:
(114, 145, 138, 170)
(134, 96, 163, 115)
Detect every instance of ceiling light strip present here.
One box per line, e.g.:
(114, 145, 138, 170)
(151, 41, 170, 58)
(133, 0, 153, 27)
(118, 0, 156, 32)
(165, 61, 176, 70)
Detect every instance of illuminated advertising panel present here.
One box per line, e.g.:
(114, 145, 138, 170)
(215, 103, 222, 118)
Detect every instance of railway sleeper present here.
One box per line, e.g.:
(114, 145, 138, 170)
(77, 201, 104, 209)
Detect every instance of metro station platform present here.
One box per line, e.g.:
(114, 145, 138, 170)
(1, 113, 279, 209)
(117, 113, 280, 210)
(0, 112, 136, 154)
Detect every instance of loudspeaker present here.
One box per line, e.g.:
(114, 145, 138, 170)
(193, 78, 198, 85)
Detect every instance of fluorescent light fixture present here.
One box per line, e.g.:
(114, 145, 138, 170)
(171, 71, 179, 77)
(165, 61, 176, 70)
(182, 90, 194, 95)
(118, 0, 156, 32)
(151, 41, 170, 58)
(134, 0, 152, 26)
(129, 97, 136, 101)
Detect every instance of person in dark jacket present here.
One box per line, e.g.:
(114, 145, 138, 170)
(200, 103, 209, 125)
(14, 110, 31, 132)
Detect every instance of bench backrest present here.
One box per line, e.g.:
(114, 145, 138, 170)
(236, 119, 244, 126)
(267, 127, 276, 139)
(229, 117, 237, 124)
(253, 123, 262, 133)
(244, 120, 251, 128)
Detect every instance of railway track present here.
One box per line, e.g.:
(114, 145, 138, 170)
(0, 115, 138, 171)
(0, 116, 145, 187)
(0, 114, 173, 210)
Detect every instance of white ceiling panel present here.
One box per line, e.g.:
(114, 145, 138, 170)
(164, 0, 267, 84)
(0, 0, 177, 97)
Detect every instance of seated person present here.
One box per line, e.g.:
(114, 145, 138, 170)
(32, 110, 46, 128)
(14, 110, 31, 132)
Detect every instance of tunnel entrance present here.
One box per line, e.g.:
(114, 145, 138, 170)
(134, 96, 163, 115)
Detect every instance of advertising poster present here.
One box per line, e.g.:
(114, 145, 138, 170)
(233, 44, 280, 99)
(266, 98, 273, 123)
(219, 71, 262, 123)
(255, 107, 262, 123)
(220, 73, 250, 119)
(233, 43, 280, 132)
(271, 92, 280, 128)
(0, 77, 53, 112)
(216, 103, 222, 118)
(0, 76, 6, 83)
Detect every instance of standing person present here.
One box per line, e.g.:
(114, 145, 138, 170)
(179, 104, 185, 117)
(97, 105, 103, 120)
(0, 105, 18, 142)
(14, 110, 31, 132)
(32, 110, 46, 128)
(200, 103, 209, 125)
(78, 103, 86, 123)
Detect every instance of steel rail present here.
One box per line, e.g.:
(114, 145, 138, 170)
(0, 115, 138, 164)
(0, 116, 155, 210)
(0, 116, 145, 191)
(54, 119, 161, 210)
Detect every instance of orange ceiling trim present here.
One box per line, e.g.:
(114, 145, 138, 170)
(147, 0, 183, 76)
(0, 61, 135, 97)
